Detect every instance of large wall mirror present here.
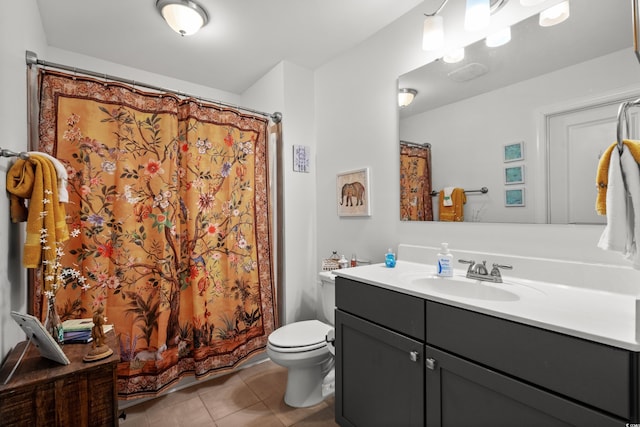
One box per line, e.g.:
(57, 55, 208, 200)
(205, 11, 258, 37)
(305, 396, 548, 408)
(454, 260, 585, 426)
(399, 0, 639, 224)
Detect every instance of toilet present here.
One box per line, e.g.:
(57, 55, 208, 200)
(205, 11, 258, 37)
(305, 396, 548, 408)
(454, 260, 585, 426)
(267, 271, 336, 408)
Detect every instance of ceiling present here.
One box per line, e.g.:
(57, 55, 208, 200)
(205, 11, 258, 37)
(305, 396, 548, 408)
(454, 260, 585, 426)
(399, 0, 634, 117)
(36, 0, 422, 94)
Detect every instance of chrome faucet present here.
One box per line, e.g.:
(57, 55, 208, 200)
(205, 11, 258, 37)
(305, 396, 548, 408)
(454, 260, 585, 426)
(458, 259, 512, 283)
(472, 260, 488, 275)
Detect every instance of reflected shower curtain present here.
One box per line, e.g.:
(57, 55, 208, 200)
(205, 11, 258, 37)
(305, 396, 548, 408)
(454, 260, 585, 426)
(34, 70, 277, 398)
(400, 142, 433, 221)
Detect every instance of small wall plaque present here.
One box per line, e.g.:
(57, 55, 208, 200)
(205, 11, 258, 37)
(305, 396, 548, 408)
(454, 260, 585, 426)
(505, 188, 525, 207)
(504, 165, 524, 185)
(293, 145, 310, 173)
(504, 141, 524, 162)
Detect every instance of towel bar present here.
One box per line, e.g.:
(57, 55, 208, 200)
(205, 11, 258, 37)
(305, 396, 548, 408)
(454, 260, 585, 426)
(430, 187, 488, 197)
(0, 149, 29, 160)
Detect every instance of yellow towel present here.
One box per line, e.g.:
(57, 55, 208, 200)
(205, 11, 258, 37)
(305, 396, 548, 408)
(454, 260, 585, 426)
(6, 154, 69, 281)
(596, 140, 640, 215)
(439, 188, 467, 222)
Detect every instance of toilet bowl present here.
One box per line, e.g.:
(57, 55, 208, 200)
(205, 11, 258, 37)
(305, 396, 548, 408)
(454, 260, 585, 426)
(266, 271, 336, 408)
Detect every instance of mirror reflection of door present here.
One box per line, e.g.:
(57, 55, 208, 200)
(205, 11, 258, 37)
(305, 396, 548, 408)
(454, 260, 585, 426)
(400, 141, 433, 221)
(548, 99, 640, 224)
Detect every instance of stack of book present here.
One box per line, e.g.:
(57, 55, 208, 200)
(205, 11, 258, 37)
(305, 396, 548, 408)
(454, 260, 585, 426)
(61, 318, 114, 344)
(63, 329, 93, 344)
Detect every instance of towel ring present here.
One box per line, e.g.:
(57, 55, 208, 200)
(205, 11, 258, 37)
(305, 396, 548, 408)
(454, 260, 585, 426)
(617, 97, 640, 153)
(617, 102, 630, 153)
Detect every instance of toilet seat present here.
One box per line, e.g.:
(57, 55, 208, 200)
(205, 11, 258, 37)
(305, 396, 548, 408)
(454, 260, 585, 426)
(268, 320, 333, 353)
(266, 271, 336, 408)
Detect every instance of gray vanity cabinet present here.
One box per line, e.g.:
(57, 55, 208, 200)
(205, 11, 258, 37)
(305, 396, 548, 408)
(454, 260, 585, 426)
(336, 276, 638, 426)
(335, 277, 425, 427)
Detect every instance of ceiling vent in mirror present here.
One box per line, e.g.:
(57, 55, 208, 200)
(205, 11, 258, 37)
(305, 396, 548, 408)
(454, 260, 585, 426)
(447, 63, 489, 82)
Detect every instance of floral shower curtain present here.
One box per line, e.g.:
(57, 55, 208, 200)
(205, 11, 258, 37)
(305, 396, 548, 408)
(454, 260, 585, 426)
(400, 142, 433, 221)
(33, 70, 277, 398)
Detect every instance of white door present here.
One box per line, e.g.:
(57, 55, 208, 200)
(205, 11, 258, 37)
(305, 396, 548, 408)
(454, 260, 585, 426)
(548, 101, 640, 224)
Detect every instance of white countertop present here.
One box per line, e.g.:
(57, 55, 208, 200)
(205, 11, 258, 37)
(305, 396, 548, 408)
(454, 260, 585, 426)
(333, 261, 640, 351)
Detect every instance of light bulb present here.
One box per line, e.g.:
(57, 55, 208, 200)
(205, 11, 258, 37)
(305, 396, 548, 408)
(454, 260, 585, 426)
(423, 15, 444, 51)
(465, 0, 490, 32)
(443, 48, 465, 63)
(486, 26, 511, 47)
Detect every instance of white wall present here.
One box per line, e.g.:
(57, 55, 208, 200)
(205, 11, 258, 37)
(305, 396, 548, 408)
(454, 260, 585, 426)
(44, 47, 240, 105)
(243, 61, 318, 324)
(400, 48, 640, 224)
(314, 3, 640, 276)
(277, 63, 317, 324)
(0, 0, 48, 360)
(315, 8, 414, 269)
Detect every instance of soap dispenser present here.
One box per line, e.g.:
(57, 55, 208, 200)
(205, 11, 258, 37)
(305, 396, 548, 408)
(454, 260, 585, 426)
(385, 248, 396, 268)
(436, 243, 453, 277)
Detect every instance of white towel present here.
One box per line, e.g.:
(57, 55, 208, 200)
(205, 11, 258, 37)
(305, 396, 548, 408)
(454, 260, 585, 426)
(598, 148, 627, 252)
(620, 147, 640, 268)
(443, 187, 455, 207)
(598, 146, 640, 269)
(29, 151, 69, 203)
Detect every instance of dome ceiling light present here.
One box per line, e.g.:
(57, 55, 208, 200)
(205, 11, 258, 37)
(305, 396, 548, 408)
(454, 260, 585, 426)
(398, 88, 418, 108)
(156, 0, 209, 36)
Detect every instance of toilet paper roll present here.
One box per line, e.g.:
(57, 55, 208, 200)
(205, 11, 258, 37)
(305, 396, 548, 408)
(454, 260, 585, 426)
(326, 329, 336, 355)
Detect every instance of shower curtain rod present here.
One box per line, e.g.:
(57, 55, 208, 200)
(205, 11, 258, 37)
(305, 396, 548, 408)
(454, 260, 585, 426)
(25, 50, 282, 124)
(400, 140, 431, 148)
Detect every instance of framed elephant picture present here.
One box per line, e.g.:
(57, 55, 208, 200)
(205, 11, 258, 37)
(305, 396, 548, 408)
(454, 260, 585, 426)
(337, 167, 371, 217)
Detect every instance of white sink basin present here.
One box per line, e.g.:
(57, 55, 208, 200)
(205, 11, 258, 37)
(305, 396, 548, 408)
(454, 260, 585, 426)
(394, 272, 548, 302)
(412, 276, 520, 301)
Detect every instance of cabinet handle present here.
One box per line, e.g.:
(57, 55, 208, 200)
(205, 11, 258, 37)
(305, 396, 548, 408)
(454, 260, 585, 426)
(409, 351, 419, 362)
(426, 358, 437, 370)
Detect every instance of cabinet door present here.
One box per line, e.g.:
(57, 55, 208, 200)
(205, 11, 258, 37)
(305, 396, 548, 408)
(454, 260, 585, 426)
(336, 310, 424, 427)
(425, 346, 624, 427)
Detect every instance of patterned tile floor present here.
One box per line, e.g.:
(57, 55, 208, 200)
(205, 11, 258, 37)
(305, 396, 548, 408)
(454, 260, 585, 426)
(119, 359, 339, 427)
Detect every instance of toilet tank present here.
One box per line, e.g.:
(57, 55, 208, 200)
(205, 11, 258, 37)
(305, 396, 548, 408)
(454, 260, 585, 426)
(318, 271, 336, 325)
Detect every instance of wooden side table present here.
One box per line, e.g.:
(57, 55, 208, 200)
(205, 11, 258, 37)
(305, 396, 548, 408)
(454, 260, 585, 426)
(0, 330, 120, 427)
